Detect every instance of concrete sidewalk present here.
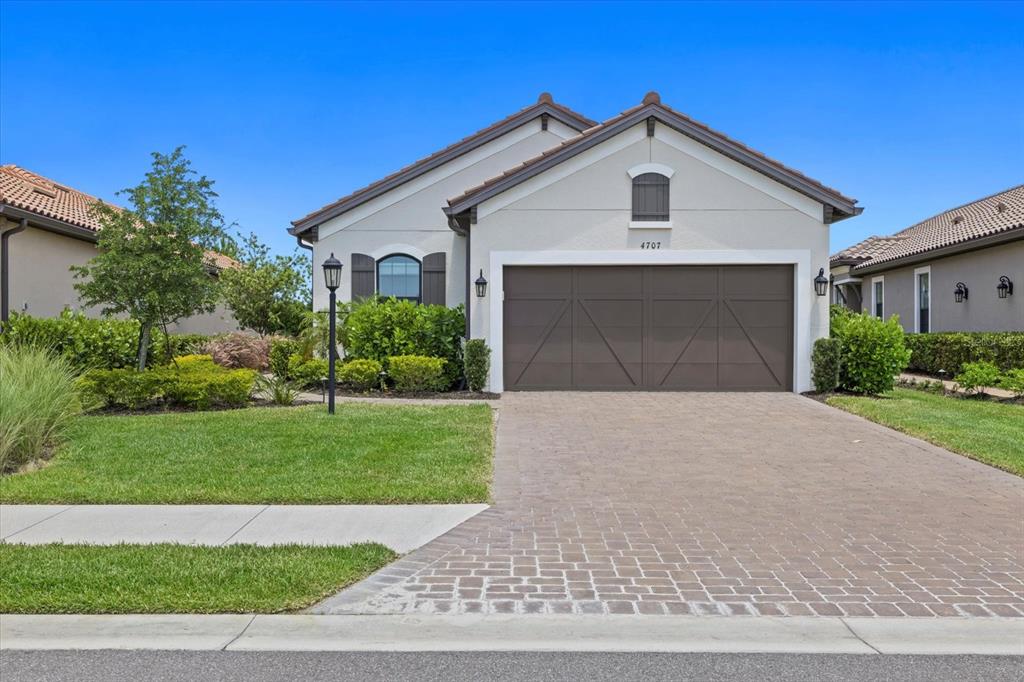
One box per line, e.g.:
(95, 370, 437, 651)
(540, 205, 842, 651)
(0, 504, 488, 553)
(1, 614, 1021, 655)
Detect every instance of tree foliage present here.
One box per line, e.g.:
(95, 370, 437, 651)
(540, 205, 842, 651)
(72, 147, 226, 368)
(219, 232, 311, 336)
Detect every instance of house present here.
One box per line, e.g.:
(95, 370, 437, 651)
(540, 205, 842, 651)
(830, 185, 1023, 333)
(0, 165, 239, 334)
(291, 92, 862, 392)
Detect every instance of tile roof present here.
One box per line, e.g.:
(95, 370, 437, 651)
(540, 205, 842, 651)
(831, 184, 1024, 270)
(447, 91, 858, 212)
(1, 164, 237, 270)
(290, 94, 596, 232)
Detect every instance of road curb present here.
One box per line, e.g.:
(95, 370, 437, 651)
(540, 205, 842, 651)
(2, 614, 1021, 655)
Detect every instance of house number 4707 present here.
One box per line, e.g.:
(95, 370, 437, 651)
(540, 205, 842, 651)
(640, 241, 662, 249)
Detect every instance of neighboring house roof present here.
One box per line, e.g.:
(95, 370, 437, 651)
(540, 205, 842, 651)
(290, 94, 596, 235)
(830, 184, 1024, 272)
(0, 164, 237, 270)
(445, 91, 861, 226)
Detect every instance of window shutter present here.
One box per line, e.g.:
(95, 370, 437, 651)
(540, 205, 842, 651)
(632, 173, 670, 221)
(351, 253, 375, 299)
(422, 252, 446, 306)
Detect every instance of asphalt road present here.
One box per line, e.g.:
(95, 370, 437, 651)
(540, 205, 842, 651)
(2, 651, 1020, 681)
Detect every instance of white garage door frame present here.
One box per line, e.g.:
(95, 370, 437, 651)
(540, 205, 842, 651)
(487, 249, 814, 393)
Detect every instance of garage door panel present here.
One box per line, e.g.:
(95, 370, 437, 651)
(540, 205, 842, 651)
(650, 299, 717, 327)
(503, 265, 792, 391)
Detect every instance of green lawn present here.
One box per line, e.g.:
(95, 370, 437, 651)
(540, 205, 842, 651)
(828, 388, 1024, 476)
(0, 543, 396, 614)
(0, 403, 492, 504)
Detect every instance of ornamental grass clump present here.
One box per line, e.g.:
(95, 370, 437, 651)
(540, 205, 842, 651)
(0, 345, 83, 472)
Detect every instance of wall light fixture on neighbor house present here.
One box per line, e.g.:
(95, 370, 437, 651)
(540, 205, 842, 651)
(954, 282, 969, 303)
(997, 275, 1013, 299)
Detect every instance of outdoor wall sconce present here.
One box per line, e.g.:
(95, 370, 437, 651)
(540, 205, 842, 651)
(813, 268, 829, 297)
(475, 269, 488, 298)
(997, 275, 1014, 299)
(954, 282, 968, 303)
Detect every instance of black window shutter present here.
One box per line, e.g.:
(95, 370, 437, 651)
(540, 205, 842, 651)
(422, 252, 446, 306)
(351, 253, 375, 299)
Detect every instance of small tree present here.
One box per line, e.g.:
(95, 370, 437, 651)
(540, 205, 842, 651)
(73, 148, 227, 369)
(219, 232, 311, 337)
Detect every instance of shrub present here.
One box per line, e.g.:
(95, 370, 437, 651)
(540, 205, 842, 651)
(954, 361, 1002, 396)
(170, 354, 217, 371)
(463, 339, 491, 392)
(151, 333, 213, 363)
(203, 333, 271, 370)
(387, 355, 447, 392)
(269, 338, 299, 378)
(0, 345, 83, 472)
(0, 310, 140, 371)
(79, 368, 167, 410)
(904, 331, 1024, 376)
(811, 337, 842, 393)
(164, 368, 256, 409)
(831, 312, 911, 395)
(343, 298, 465, 388)
(287, 354, 328, 388)
(999, 368, 1024, 398)
(338, 359, 383, 392)
(254, 374, 302, 405)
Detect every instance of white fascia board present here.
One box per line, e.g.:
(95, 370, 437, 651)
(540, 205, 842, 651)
(654, 126, 825, 222)
(318, 120, 549, 239)
(476, 123, 648, 220)
(486, 249, 813, 394)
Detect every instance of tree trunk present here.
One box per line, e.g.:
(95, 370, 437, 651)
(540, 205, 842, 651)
(137, 323, 151, 371)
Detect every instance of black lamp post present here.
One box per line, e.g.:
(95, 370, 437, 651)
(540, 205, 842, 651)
(954, 282, 968, 303)
(997, 275, 1013, 299)
(813, 268, 829, 297)
(322, 253, 343, 415)
(475, 269, 488, 298)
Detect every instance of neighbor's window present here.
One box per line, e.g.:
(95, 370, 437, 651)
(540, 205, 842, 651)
(873, 280, 884, 319)
(631, 173, 669, 221)
(918, 272, 930, 333)
(377, 254, 421, 302)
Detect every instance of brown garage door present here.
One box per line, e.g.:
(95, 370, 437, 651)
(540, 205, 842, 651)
(503, 265, 793, 391)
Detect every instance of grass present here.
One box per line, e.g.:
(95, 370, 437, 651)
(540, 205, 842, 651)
(0, 543, 396, 614)
(0, 403, 493, 504)
(827, 388, 1024, 476)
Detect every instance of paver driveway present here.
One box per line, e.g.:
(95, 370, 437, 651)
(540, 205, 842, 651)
(315, 393, 1024, 616)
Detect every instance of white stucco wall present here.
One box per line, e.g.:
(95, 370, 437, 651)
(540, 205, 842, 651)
(310, 118, 578, 310)
(467, 122, 833, 392)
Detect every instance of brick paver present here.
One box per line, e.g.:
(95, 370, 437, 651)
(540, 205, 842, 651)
(314, 393, 1024, 616)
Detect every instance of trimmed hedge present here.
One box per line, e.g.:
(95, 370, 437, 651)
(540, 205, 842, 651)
(811, 337, 842, 393)
(338, 359, 382, 392)
(463, 339, 490, 392)
(387, 355, 447, 392)
(287, 355, 328, 388)
(904, 332, 1024, 376)
(831, 312, 911, 395)
(1, 310, 139, 371)
(344, 298, 465, 388)
(80, 358, 256, 410)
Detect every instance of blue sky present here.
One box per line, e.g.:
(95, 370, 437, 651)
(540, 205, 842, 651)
(2, 1, 1021, 257)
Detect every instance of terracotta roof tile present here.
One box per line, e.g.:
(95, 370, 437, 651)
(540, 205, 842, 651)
(831, 184, 1024, 270)
(1, 164, 238, 270)
(447, 94, 857, 209)
(291, 94, 595, 230)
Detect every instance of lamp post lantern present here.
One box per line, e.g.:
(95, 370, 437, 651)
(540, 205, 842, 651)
(322, 253, 343, 415)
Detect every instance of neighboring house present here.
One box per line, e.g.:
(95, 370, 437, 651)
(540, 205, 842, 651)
(0, 164, 240, 334)
(830, 185, 1023, 333)
(291, 92, 861, 392)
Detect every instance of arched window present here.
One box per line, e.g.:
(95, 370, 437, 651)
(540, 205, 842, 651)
(632, 172, 670, 222)
(377, 254, 421, 302)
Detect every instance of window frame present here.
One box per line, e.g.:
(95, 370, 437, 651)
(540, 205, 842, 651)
(871, 276, 884, 319)
(375, 253, 423, 304)
(914, 265, 931, 333)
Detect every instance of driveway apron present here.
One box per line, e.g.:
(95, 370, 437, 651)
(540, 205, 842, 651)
(313, 392, 1024, 616)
